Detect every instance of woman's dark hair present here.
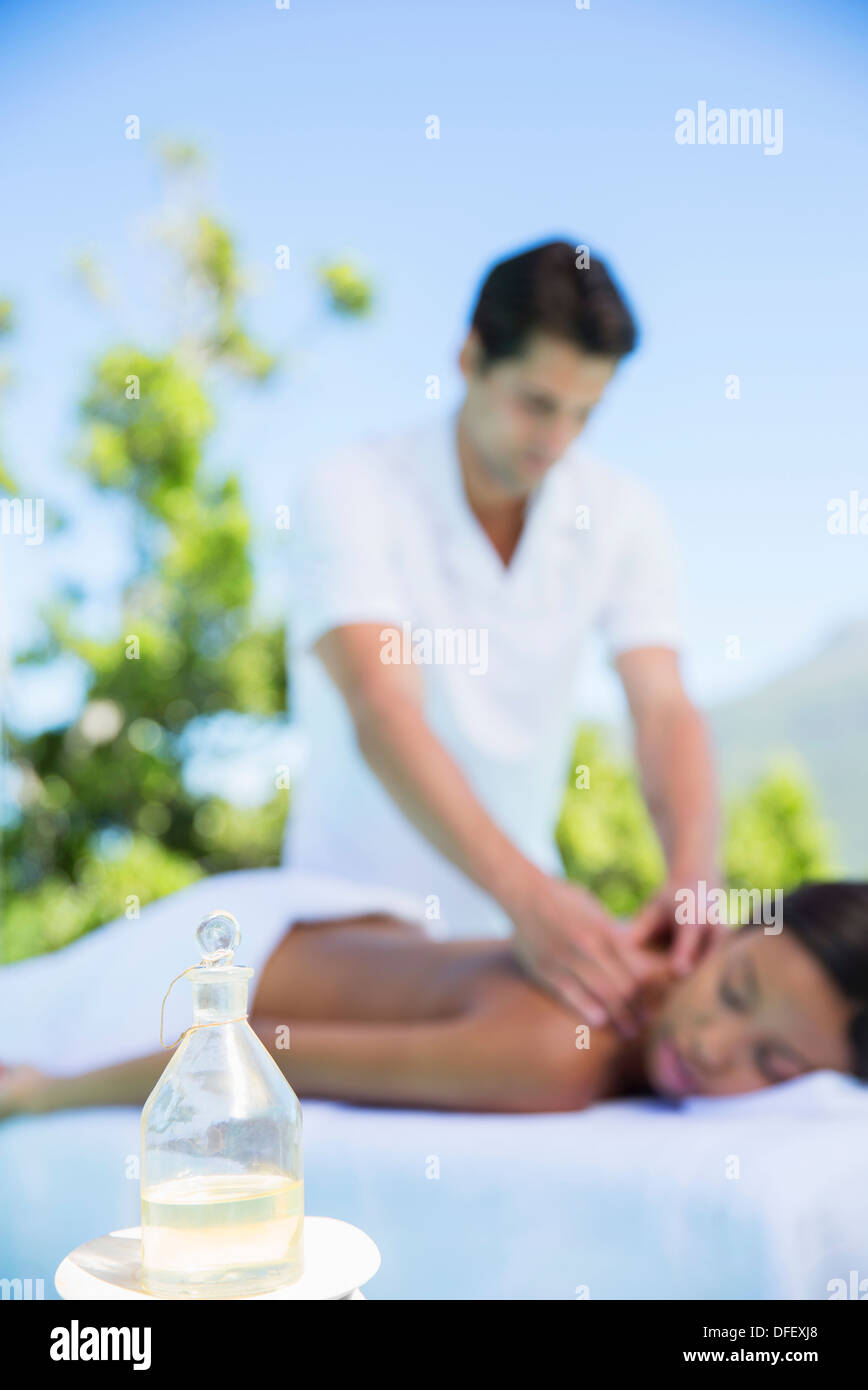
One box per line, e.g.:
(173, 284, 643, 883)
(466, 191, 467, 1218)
(469, 239, 638, 368)
(779, 881, 868, 1081)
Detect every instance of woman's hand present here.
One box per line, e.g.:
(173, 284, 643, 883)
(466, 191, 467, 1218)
(505, 869, 657, 1038)
(0, 1064, 53, 1121)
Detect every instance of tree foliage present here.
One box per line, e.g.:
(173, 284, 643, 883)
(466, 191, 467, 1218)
(1, 149, 371, 961)
(556, 727, 837, 918)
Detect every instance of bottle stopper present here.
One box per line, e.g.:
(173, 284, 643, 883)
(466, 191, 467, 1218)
(195, 910, 241, 967)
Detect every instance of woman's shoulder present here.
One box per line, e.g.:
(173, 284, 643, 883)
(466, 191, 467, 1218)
(474, 937, 677, 1109)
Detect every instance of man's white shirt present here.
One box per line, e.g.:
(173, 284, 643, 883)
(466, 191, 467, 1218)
(283, 406, 682, 937)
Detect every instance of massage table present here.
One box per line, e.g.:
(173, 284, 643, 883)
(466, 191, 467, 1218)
(2, 1071, 866, 1300)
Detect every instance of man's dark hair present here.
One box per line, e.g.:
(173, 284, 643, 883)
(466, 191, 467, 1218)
(469, 239, 639, 368)
(762, 882, 868, 1081)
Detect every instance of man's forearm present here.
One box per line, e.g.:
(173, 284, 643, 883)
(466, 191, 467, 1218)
(353, 692, 541, 913)
(633, 699, 720, 880)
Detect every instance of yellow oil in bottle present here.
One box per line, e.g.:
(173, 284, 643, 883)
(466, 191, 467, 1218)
(141, 1172, 303, 1299)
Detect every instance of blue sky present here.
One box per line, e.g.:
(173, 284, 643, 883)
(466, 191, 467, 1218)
(1, 0, 867, 742)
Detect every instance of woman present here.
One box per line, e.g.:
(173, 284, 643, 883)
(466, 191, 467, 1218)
(1, 877, 866, 1119)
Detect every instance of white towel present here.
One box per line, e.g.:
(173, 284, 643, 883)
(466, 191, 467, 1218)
(0, 867, 428, 1076)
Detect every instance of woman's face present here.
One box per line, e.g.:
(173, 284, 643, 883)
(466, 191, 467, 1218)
(643, 924, 856, 1099)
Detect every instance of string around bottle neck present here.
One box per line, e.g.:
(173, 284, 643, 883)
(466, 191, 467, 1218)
(159, 958, 249, 1050)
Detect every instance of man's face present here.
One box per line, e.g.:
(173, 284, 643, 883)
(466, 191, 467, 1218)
(458, 330, 618, 497)
(643, 925, 856, 1100)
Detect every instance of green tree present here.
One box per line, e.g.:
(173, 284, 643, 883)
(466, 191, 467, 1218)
(556, 726, 665, 917)
(2, 146, 372, 963)
(724, 757, 838, 890)
(557, 727, 837, 917)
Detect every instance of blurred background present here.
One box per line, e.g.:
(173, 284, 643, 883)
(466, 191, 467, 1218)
(1, 0, 866, 962)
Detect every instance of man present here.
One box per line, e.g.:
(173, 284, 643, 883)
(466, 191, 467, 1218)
(285, 240, 721, 1037)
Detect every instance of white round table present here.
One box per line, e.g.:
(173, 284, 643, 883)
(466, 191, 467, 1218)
(55, 1216, 380, 1301)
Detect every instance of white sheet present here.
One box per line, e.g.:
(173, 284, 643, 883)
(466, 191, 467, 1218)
(2, 1074, 866, 1299)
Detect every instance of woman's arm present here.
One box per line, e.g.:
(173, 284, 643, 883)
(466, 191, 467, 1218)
(6, 1000, 591, 1118)
(251, 1008, 586, 1113)
(3, 1054, 166, 1118)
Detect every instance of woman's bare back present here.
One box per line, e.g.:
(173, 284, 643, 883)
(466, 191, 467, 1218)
(251, 913, 522, 1023)
(250, 913, 657, 1109)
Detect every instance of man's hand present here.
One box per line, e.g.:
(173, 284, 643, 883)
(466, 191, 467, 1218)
(505, 869, 657, 1037)
(628, 874, 727, 976)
